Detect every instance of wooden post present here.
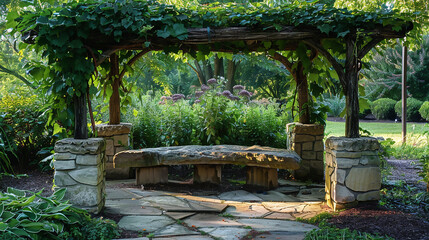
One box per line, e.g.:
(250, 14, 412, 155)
(344, 38, 360, 138)
(402, 45, 407, 144)
(74, 94, 88, 139)
(109, 53, 120, 125)
(296, 62, 310, 124)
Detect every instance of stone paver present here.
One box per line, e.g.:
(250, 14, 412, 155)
(184, 214, 242, 228)
(237, 219, 317, 232)
(105, 199, 162, 215)
(118, 216, 174, 232)
(152, 223, 199, 237)
(107, 180, 326, 240)
(106, 188, 141, 200)
(224, 203, 269, 218)
(218, 190, 262, 202)
(199, 227, 251, 240)
(264, 212, 296, 220)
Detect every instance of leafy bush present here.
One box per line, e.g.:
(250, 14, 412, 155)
(0, 188, 120, 240)
(395, 98, 423, 122)
(0, 94, 55, 171)
(371, 98, 396, 120)
(128, 83, 291, 149)
(323, 95, 345, 117)
(419, 101, 429, 121)
(419, 155, 429, 192)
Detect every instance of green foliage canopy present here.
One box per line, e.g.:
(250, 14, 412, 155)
(7, 0, 414, 131)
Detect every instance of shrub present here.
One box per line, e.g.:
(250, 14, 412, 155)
(395, 98, 423, 122)
(371, 98, 396, 120)
(0, 94, 55, 172)
(419, 101, 429, 121)
(323, 95, 345, 117)
(0, 188, 119, 240)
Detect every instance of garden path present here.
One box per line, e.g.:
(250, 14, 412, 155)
(106, 179, 328, 240)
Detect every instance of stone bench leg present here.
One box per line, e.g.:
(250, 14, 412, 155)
(246, 167, 278, 189)
(136, 167, 168, 185)
(194, 165, 221, 184)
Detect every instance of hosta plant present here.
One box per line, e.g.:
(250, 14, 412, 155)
(0, 188, 119, 240)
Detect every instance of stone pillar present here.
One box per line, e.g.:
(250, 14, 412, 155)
(287, 123, 325, 182)
(95, 123, 132, 179)
(53, 138, 106, 213)
(325, 137, 381, 210)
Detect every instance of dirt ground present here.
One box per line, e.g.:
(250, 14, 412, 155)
(1, 159, 428, 240)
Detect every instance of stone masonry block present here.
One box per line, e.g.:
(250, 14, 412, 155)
(325, 137, 380, 152)
(335, 158, 360, 168)
(54, 171, 78, 186)
(357, 190, 380, 201)
(54, 153, 76, 160)
(302, 151, 316, 160)
(294, 135, 315, 143)
(76, 154, 101, 166)
(105, 139, 114, 156)
(292, 143, 302, 155)
(95, 123, 132, 137)
(115, 146, 127, 154)
(113, 134, 129, 147)
(54, 138, 105, 155)
(345, 167, 381, 192)
(289, 123, 325, 135)
(334, 169, 347, 184)
(316, 151, 324, 161)
(360, 154, 380, 165)
(330, 150, 362, 159)
(314, 141, 324, 152)
(69, 167, 101, 186)
(54, 160, 76, 170)
(302, 142, 313, 151)
(332, 182, 355, 203)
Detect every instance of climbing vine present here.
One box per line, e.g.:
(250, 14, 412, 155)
(6, 0, 415, 133)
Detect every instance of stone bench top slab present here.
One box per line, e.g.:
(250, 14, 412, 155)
(113, 145, 301, 170)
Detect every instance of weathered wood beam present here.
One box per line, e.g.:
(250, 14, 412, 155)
(344, 37, 360, 138)
(74, 94, 88, 139)
(109, 53, 121, 125)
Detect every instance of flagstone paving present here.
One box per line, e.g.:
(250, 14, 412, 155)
(111, 180, 330, 240)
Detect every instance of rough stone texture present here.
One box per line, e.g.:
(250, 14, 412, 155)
(199, 227, 251, 240)
(95, 123, 132, 137)
(54, 138, 105, 154)
(325, 137, 381, 209)
(136, 167, 168, 185)
(153, 224, 199, 237)
(96, 123, 132, 180)
(237, 219, 317, 232)
(54, 153, 76, 160)
(76, 154, 101, 166)
(54, 171, 78, 186)
(184, 214, 242, 228)
(194, 165, 221, 184)
(246, 166, 278, 189)
(218, 190, 262, 202)
(357, 190, 381, 201)
(287, 123, 324, 181)
(118, 216, 174, 232)
(332, 183, 355, 203)
(53, 160, 76, 170)
(114, 145, 301, 170)
(345, 167, 381, 192)
(69, 167, 101, 185)
(54, 138, 105, 214)
(224, 203, 269, 218)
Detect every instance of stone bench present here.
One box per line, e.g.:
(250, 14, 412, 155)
(113, 145, 301, 189)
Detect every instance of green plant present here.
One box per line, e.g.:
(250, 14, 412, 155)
(419, 101, 429, 121)
(304, 221, 394, 240)
(371, 98, 397, 120)
(297, 212, 335, 225)
(419, 154, 429, 192)
(395, 98, 423, 122)
(0, 187, 120, 240)
(323, 95, 345, 117)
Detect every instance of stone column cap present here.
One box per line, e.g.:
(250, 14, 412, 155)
(54, 138, 106, 154)
(325, 136, 380, 151)
(286, 122, 325, 135)
(95, 123, 132, 137)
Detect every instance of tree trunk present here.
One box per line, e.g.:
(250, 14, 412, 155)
(344, 38, 360, 138)
(296, 62, 310, 124)
(214, 54, 224, 77)
(225, 59, 238, 91)
(74, 94, 88, 139)
(109, 53, 121, 125)
(194, 60, 206, 85)
(203, 60, 214, 80)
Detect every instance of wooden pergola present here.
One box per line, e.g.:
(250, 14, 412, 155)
(76, 25, 411, 139)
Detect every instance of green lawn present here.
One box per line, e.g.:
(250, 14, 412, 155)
(325, 121, 428, 146)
